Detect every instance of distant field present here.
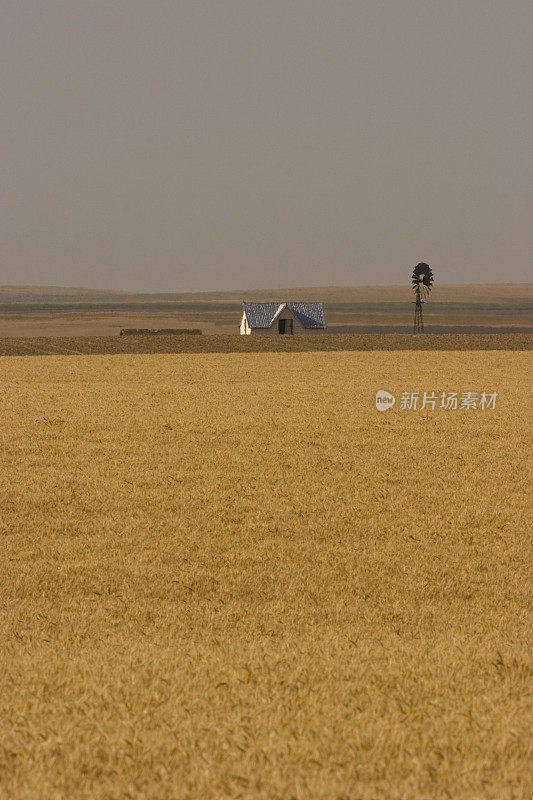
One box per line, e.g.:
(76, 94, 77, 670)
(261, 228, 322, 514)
(0, 351, 531, 799)
(2, 282, 532, 303)
(1, 283, 531, 336)
(0, 333, 531, 356)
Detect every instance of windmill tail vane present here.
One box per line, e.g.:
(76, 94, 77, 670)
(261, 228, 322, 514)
(411, 262, 434, 333)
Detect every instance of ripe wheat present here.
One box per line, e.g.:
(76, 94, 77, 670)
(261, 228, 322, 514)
(0, 351, 531, 799)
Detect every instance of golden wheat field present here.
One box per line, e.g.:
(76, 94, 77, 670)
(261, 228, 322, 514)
(0, 351, 531, 800)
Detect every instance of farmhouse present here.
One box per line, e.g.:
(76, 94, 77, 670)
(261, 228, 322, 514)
(240, 302, 326, 335)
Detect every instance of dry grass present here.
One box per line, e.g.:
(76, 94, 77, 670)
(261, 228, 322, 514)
(0, 332, 531, 357)
(0, 351, 531, 799)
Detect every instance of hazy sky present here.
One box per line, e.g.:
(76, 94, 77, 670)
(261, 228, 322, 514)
(2, 1, 532, 292)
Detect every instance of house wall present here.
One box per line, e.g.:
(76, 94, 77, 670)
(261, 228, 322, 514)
(239, 313, 249, 334)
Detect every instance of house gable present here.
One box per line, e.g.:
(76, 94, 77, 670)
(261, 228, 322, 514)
(270, 303, 298, 326)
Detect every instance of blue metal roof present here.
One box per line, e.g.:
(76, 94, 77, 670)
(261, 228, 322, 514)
(243, 302, 326, 329)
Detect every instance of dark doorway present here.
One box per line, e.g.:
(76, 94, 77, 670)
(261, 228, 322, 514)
(278, 319, 293, 335)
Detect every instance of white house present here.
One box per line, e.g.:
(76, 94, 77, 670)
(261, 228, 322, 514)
(240, 302, 326, 335)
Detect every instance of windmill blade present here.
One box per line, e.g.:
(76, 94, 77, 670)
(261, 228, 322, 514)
(411, 262, 434, 291)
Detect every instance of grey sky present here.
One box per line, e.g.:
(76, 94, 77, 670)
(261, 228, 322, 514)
(2, 1, 532, 292)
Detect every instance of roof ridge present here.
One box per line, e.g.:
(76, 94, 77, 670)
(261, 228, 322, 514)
(242, 300, 325, 329)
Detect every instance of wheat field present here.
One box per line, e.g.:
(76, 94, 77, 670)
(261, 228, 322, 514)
(0, 351, 531, 799)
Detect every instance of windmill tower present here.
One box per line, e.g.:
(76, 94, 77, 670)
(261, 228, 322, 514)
(411, 262, 434, 333)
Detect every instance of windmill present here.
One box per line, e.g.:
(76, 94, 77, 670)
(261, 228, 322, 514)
(411, 262, 434, 333)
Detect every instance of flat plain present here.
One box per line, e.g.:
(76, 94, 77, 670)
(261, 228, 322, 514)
(1, 283, 531, 336)
(0, 351, 531, 799)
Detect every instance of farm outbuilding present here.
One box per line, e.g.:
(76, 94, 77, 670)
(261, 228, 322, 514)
(240, 302, 326, 335)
